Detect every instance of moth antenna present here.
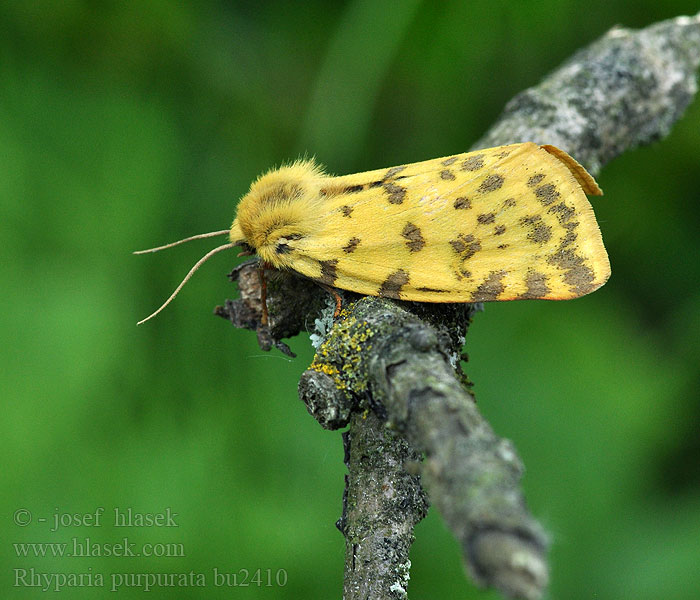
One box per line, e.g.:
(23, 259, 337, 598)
(137, 242, 235, 325)
(133, 230, 230, 254)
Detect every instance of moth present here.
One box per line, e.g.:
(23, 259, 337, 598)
(136, 142, 610, 325)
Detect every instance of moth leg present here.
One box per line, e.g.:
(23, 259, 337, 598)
(331, 289, 342, 318)
(237, 242, 255, 258)
(317, 283, 343, 318)
(258, 261, 270, 326)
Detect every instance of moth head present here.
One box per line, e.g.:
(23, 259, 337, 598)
(232, 159, 324, 258)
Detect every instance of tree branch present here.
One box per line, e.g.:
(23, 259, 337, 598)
(218, 12, 700, 600)
(476, 13, 700, 172)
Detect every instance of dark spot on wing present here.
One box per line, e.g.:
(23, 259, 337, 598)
(528, 174, 545, 187)
(472, 271, 507, 301)
(416, 286, 448, 293)
(401, 223, 425, 252)
(518, 270, 550, 299)
(453, 196, 471, 210)
(535, 183, 560, 206)
(494, 225, 506, 235)
(343, 184, 364, 193)
(340, 205, 353, 217)
(563, 264, 595, 295)
(547, 248, 581, 270)
(558, 220, 579, 249)
(342, 237, 361, 253)
(521, 215, 552, 244)
(378, 270, 410, 299)
(546, 249, 595, 295)
(461, 154, 485, 171)
(384, 182, 407, 204)
(383, 166, 406, 180)
(449, 234, 481, 260)
(441, 157, 458, 166)
(478, 174, 504, 193)
(477, 212, 496, 225)
(548, 202, 576, 224)
(319, 259, 339, 286)
(440, 170, 456, 180)
(503, 197, 516, 208)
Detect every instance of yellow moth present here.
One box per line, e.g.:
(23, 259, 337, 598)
(136, 142, 609, 324)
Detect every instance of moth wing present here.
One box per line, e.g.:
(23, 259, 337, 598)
(284, 143, 610, 301)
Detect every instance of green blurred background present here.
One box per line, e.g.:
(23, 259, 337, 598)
(2, 1, 699, 598)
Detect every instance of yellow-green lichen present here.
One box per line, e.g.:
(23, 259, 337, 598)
(309, 306, 377, 396)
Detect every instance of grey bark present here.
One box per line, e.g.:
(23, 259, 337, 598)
(217, 13, 700, 600)
(476, 13, 700, 168)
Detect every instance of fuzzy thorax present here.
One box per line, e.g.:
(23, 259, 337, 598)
(229, 160, 325, 268)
